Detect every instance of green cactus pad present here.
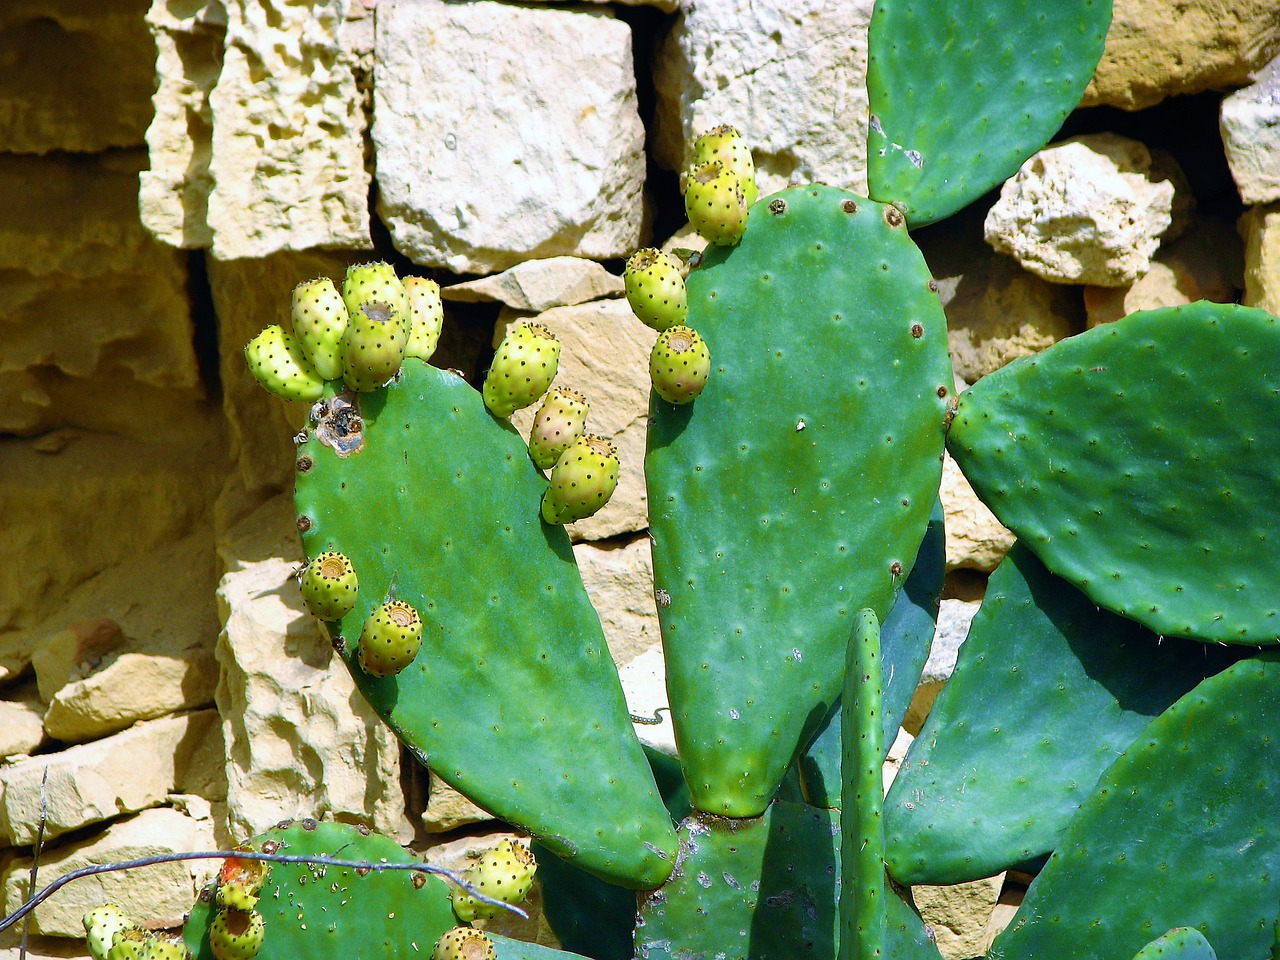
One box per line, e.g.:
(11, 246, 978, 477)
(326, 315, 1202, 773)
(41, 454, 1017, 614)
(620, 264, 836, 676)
(798, 500, 944, 808)
(294, 362, 676, 888)
(634, 802, 941, 960)
(948, 303, 1280, 645)
(647, 185, 952, 818)
(1132, 929, 1218, 960)
(866, 0, 1110, 227)
(487, 935, 592, 960)
(183, 821, 456, 960)
(884, 543, 1239, 886)
(987, 653, 1280, 960)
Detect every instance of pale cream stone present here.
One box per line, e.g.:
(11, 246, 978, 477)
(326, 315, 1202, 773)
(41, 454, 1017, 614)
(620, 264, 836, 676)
(0, 684, 45, 761)
(913, 874, 1005, 960)
(503, 299, 658, 541)
(373, 0, 646, 273)
(654, 0, 875, 195)
(0, 711, 218, 846)
(940, 453, 1014, 573)
(617, 645, 675, 756)
(1241, 203, 1280, 316)
(421, 771, 494, 834)
(1, 807, 217, 937)
(442, 258, 624, 313)
(1222, 58, 1280, 205)
(573, 535, 660, 670)
(903, 598, 983, 735)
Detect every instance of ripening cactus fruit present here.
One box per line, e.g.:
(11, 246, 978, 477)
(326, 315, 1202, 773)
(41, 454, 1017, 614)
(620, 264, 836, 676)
(650, 325, 711, 404)
(342, 261, 409, 324)
(692, 124, 757, 206)
(291, 277, 349, 381)
(451, 839, 538, 922)
(683, 159, 749, 246)
(137, 935, 191, 960)
(341, 300, 411, 392)
(624, 248, 689, 331)
(216, 853, 270, 911)
(404, 276, 445, 362)
(357, 600, 424, 677)
(432, 927, 496, 960)
(244, 325, 326, 403)
(208, 908, 265, 960)
(528, 386, 590, 470)
(298, 551, 359, 622)
(541, 434, 620, 525)
(84, 906, 144, 960)
(108, 927, 153, 960)
(482, 321, 561, 418)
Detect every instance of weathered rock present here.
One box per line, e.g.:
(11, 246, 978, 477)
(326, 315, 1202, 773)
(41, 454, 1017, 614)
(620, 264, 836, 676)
(0, 1, 154, 154)
(654, 0, 876, 196)
(1, 807, 217, 937)
(0, 684, 45, 761)
(1242, 203, 1280, 316)
(503, 299, 658, 540)
(441, 258, 624, 312)
(940, 452, 1014, 573)
(902, 598, 982, 735)
(0, 711, 219, 846)
(421, 771, 494, 834)
(374, 0, 645, 274)
(0, 151, 207, 437)
(913, 874, 1005, 960)
(573, 535, 660, 670)
(984, 134, 1180, 287)
(216, 495, 406, 842)
(1222, 58, 1280, 205)
(1083, 0, 1280, 111)
(616, 644, 675, 756)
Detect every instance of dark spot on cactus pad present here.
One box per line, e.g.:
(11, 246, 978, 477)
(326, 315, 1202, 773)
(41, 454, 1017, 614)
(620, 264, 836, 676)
(301, 818, 318, 830)
(769, 198, 787, 216)
(312, 392, 364, 457)
(937, 385, 949, 398)
(277, 819, 294, 829)
(260, 840, 280, 855)
(891, 561, 903, 576)
(911, 323, 924, 338)
(884, 205, 905, 228)
(356, 823, 371, 836)
(928, 279, 939, 292)
(412, 872, 427, 889)
(296, 455, 313, 473)
(296, 515, 312, 532)
(842, 199, 858, 214)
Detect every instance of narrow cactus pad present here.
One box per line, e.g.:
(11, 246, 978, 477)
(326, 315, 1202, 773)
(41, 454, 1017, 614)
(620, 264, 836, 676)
(948, 303, 1280, 645)
(866, 0, 1110, 227)
(487, 935, 592, 960)
(1132, 929, 1218, 960)
(183, 821, 455, 960)
(883, 543, 1239, 886)
(647, 185, 952, 817)
(294, 362, 676, 888)
(987, 653, 1280, 960)
(634, 802, 941, 960)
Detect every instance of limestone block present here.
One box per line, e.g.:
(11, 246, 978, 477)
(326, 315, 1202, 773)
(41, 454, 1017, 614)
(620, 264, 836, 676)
(573, 535, 659, 670)
(0, 151, 207, 437)
(1242, 203, 1280, 317)
(902, 598, 982, 735)
(0, 685, 46, 761)
(216, 495, 405, 841)
(504, 299, 658, 540)
(913, 874, 1005, 960)
(373, 0, 646, 274)
(617, 645, 675, 756)
(442, 258, 624, 313)
(940, 452, 1014, 573)
(654, 0, 875, 195)
(421, 771, 494, 834)
(1083, 0, 1280, 110)
(984, 134, 1179, 287)
(0, 711, 218, 846)
(0, 1, 154, 154)
(1222, 58, 1280, 204)
(1, 807, 217, 937)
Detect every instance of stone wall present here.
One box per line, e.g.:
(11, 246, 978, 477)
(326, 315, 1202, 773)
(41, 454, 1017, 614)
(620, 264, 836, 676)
(0, 0, 1276, 955)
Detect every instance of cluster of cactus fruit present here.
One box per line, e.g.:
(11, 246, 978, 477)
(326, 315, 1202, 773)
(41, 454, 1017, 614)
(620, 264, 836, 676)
(62, 0, 1280, 957)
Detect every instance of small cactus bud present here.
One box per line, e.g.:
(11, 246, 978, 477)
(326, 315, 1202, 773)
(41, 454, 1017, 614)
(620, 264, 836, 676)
(357, 600, 424, 677)
(217, 851, 270, 911)
(84, 906, 142, 960)
(209, 908, 265, 960)
(404, 276, 444, 362)
(683, 160, 749, 247)
(528, 387, 589, 470)
(298, 551, 359, 622)
(244, 325, 326, 403)
(451, 839, 538, 922)
(624, 248, 688, 331)
(341, 300, 411, 392)
(137, 935, 190, 960)
(482, 321, 561, 418)
(541, 434, 619, 525)
(291, 277, 349, 381)
(650, 325, 711, 405)
(693, 124, 757, 206)
(432, 927, 496, 960)
(342, 261, 409, 324)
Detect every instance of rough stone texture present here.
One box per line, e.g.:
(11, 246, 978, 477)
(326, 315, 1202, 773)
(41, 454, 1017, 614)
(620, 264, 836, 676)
(984, 134, 1179, 287)
(0, 151, 207, 438)
(0, 711, 219, 846)
(573, 535, 660, 670)
(903, 598, 982, 735)
(504, 299, 658, 540)
(1083, 216, 1243, 326)
(0, 1, 154, 154)
(1242, 204, 1280, 316)
(421, 771, 495, 834)
(913, 874, 1005, 960)
(373, 0, 646, 274)
(617, 644, 675, 756)
(0, 684, 46, 761)
(1222, 58, 1280, 204)
(1083, 0, 1280, 111)
(216, 495, 406, 842)
(0, 935, 90, 959)
(441, 258, 625, 312)
(654, 0, 875, 195)
(940, 452, 1014, 573)
(1, 807, 217, 937)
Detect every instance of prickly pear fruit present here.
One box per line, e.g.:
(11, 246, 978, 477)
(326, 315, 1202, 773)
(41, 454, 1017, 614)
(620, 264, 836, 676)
(692, 124, 757, 206)
(290, 277, 348, 381)
(244, 325, 326, 403)
(650, 325, 711, 405)
(341, 261, 409, 324)
(298, 551, 359, 622)
(482, 321, 561, 418)
(208, 908, 265, 960)
(108, 927, 153, 960)
(137, 935, 190, 960)
(341, 300, 411, 392)
(432, 927, 496, 960)
(404, 276, 444, 362)
(529, 386, 589, 470)
(85, 905, 142, 960)
(683, 160, 749, 246)
(624, 248, 688, 331)
(541, 434, 619, 525)
(216, 852, 270, 911)
(450, 839, 538, 922)
(357, 600, 424, 677)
